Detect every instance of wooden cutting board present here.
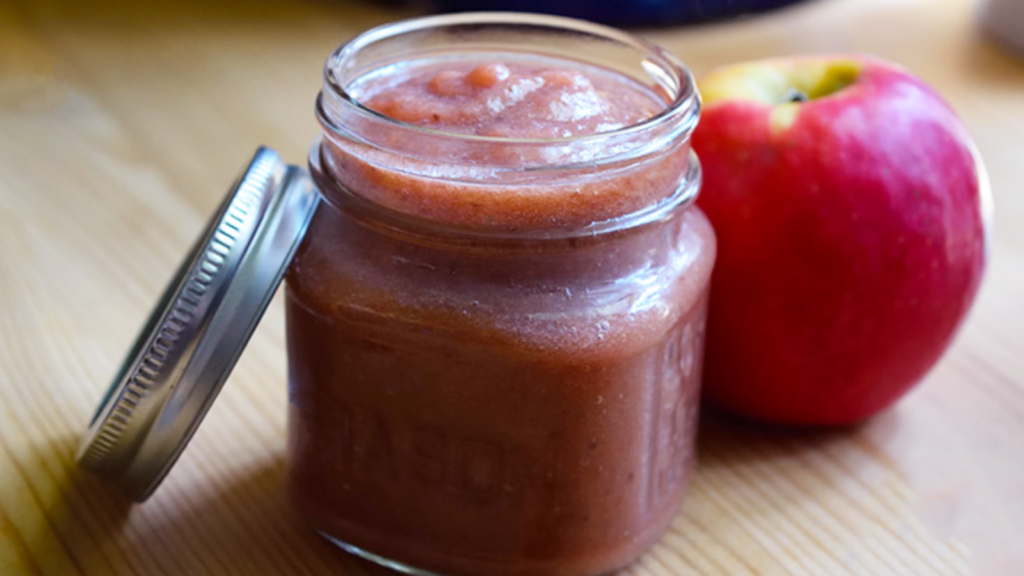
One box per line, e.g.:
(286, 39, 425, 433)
(2, 0, 1022, 574)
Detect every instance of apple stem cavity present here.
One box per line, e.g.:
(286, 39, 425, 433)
(775, 62, 861, 106)
(784, 88, 810, 103)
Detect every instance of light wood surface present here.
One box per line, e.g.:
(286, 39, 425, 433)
(2, 0, 1022, 574)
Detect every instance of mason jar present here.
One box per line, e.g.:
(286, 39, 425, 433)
(78, 12, 715, 576)
(285, 13, 716, 576)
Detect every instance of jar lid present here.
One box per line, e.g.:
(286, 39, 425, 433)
(77, 147, 319, 501)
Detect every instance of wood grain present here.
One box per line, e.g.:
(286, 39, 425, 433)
(1, 0, 1022, 574)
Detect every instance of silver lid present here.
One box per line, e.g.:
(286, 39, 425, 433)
(77, 147, 319, 501)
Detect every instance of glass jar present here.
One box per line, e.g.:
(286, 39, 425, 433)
(285, 13, 715, 576)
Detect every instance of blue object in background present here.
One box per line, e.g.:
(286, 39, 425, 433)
(429, 0, 810, 26)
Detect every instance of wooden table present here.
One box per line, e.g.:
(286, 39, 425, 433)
(2, 0, 1021, 574)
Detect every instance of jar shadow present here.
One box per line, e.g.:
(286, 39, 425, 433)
(120, 456, 402, 576)
(31, 414, 873, 576)
(24, 434, 393, 576)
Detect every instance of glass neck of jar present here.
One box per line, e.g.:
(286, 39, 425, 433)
(307, 141, 702, 285)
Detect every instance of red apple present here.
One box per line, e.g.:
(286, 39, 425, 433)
(693, 55, 989, 425)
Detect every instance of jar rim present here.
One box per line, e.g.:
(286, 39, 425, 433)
(318, 12, 700, 149)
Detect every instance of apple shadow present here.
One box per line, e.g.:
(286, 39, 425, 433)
(695, 405, 864, 470)
(611, 408, 877, 575)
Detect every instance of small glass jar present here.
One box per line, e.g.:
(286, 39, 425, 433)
(285, 13, 715, 576)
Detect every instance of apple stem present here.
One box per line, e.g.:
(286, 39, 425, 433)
(784, 88, 809, 103)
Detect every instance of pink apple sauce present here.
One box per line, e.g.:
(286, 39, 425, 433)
(286, 51, 715, 576)
(363, 62, 660, 139)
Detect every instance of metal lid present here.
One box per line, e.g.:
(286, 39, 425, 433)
(77, 147, 319, 501)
